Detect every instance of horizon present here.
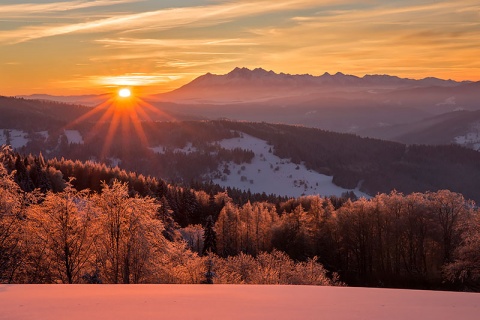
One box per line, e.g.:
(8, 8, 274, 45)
(9, 66, 479, 98)
(1, 0, 479, 96)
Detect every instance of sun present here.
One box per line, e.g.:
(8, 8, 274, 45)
(118, 88, 131, 98)
(64, 85, 177, 162)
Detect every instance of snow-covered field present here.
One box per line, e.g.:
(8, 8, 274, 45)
(150, 142, 197, 155)
(0, 129, 29, 149)
(454, 122, 480, 151)
(64, 130, 83, 144)
(1, 129, 84, 149)
(211, 133, 367, 198)
(0, 285, 478, 320)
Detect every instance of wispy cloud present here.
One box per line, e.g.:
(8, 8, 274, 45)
(0, 0, 143, 14)
(92, 73, 182, 86)
(96, 37, 258, 48)
(244, 0, 480, 79)
(2, 0, 479, 95)
(0, 0, 341, 44)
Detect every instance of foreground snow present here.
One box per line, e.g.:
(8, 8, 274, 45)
(0, 285, 478, 320)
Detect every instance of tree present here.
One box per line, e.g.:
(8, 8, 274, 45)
(444, 210, 480, 289)
(428, 190, 471, 263)
(0, 163, 27, 282)
(93, 180, 165, 283)
(179, 224, 203, 253)
(3, 130, 11, 146)
(26, 181, 93, 283)
(202, 215, 216, 255)
(215, 202, 240, 256)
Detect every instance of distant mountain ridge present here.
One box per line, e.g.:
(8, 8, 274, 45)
(6, 68, 480, 140)
(187, 67, 467, 88)
(156, 67, 474, 104)
(17, 94, 107, 107)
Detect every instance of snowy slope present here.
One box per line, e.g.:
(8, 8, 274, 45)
(0, 285, 478, 320)
(210, 133, 367, 198)
(454, 122, 480, 151)
(64, 130, 83, 144)
(0, 129, 84, 150)
(0, 129, 29, 149)
(150, 142, 197, 155)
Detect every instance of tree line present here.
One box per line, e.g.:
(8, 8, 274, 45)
(1, 146, 479, 289)
(0, 147, 338, 285)
(200, 191, 479, 290)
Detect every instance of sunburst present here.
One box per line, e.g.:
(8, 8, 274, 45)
(65, 86, 176, 163)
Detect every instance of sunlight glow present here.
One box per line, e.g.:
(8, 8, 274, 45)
(118, 88, 131, 98)
(64, 90, 176, 162)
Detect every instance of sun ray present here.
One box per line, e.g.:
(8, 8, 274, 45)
(128, 104, 149, 148)
(101, 106, 122, 160)
(65, 98, 115, 129)
(137, 99, 177, 122)
(62, 85, 179, 163)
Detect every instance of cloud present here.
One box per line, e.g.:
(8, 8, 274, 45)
(240, 0, 480, 79)
(91, 73, 183, 86)
(0, 0, 143, 14)
(95, 37, 258, 48)
(0, 0, 344, 44)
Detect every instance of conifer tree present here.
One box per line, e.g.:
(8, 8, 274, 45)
(202, 215, 217, 255)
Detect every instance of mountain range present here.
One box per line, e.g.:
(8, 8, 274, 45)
(156, 67, 470, 104)
(9, 67, 480, 146)
(149, 68, 480, 136)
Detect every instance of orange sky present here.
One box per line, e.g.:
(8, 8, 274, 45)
(1, 0, 479, 96)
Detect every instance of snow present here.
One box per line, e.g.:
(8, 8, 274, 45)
(436, 96, 456, 106)
(211, 133, 367, 198)
(64, 130, 83, 144)
(150, 145, 166, 154)
(454, 122, 480, 151)
(108, 157, 122, 167)
(0, 129, 29, 149)
(0, 285, 477, 320)
(150, 142, 198, 155)
(37, 131, 49, 141)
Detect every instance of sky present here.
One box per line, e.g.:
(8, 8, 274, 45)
(0, 0, 479, 96)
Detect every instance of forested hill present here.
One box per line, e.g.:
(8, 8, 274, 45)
(0, 96, 89, 130)
(3, 112, 480, 201)
(220, 121, 480, 202)
(1, 146, 479, 290)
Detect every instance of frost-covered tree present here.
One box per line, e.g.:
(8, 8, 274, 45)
(93, 180, 165, 283)
(180, 224, 204, 254)
(0, 163, 26, 282)
(215, 202, 240, 256)
(428, 190, 472, 263)
(155, 241, 206, 284)
(26, 181, 93, 283)
(444, 210, 480, 289)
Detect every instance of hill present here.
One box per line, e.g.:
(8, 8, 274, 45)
(149, 68, 480, 133)
(2, 100, 480, 201)
(359, 110, 480, 149)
